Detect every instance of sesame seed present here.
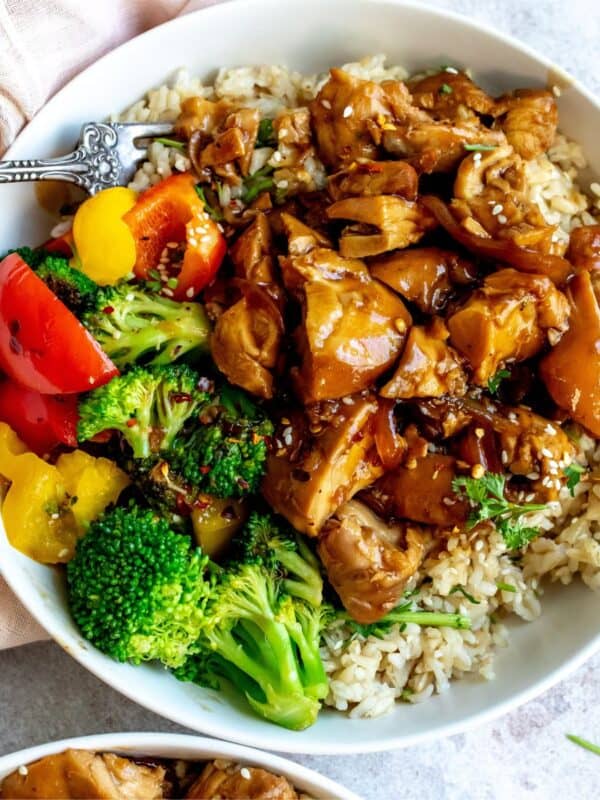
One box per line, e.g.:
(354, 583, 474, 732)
(492, 204, 503, 216)
(526, 493, 535, 502)
(395, 317, 407, 333)
(88, 376, 95, 385)
(508, 412, 517, 422)
(475, 428, 485, 439)
(552, 85, 562, 97)
(542, 476, 552, 487)
(167, 241, 178, 248)
(18, 766, 28, 776)
(445, 66, 459, 74)
(272, 151, 283, 163)
(162, 288, 174, 297)
(544, 424, 557, 435)
(442, 496, 455, 506)
(527, 472, 540, 480)
(342, 105, 354, 118)
(58, 547, 69, 557)
(475, 540, 484, 551)
(276, 180, 289, 189)
(240, 767, 251, 780)
(321, 99, 332, 109)
(471, 463, 485, 479)
(473, 152, 482, 163)
(188, 237, 198, 247)
(501, 450, 508, 464)
(342, 396, 354, 405)
(541, 448, 553, 458)
(186, 287, 195, 298)
(406, 458, 417, 470)
(497, 214, 508, 224)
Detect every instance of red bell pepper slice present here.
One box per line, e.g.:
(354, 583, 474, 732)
(123, 172, 226, 300)
(0, 253, 118, 394)
(0, 379, 78, 455)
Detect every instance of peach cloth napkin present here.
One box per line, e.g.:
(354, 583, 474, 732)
(0, 0, 225, 649)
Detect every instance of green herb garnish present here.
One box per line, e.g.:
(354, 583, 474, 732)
(487, 367, 511, 395)
(464, 143, 498, 152)
(154, 137, 186, 152)
(564, 463, 586, 497)
(241, 165, 275, 204)
(566, 734, 600, 756)
(449, 585, 481, 604)
(195, 186, 224, 222)
(496, 582, 517, 593)
(452, 473, 545, 550)
(341, 601, 471, 639)
(256, 118, 277, 147)
(439, 83, 453, 95)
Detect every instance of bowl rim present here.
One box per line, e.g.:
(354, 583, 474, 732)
(2, 0, 600, 756)
(0, 732, 359, 799)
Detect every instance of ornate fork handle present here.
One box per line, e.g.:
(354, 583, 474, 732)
(0, 123, 123, 195)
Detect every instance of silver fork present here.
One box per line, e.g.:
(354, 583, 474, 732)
(0, 121, 175, 195)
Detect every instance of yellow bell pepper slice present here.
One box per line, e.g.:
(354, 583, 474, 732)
(191, 496, 247, 559)
(72, 186, 137, 284)
(0, 422, 28, 482)
(55, 450, 130, 530)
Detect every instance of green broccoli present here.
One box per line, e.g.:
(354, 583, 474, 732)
(174, 558, 329, 730)
(2, 246, 49, 269)
(237, 512, 323, 607)
(82, 283, 211, 369)
(77, 364, 210, 458)
(169, 384, 273, 498)
(67, 502, 210, 667)
(37, 255, 98, 313)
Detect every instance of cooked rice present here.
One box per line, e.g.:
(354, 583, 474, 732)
(117, 56, 600, 719)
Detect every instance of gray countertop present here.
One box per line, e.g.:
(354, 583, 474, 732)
(1, 1, 599, 798)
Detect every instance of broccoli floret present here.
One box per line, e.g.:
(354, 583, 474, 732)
(174, 560, 328, 730)
(67, 502, 210, 667)
(37, 254, 98, 313)
(2, 246, 49, 269)
(237, 512, 323, 607)
(77, 364, 210, 459)
(82, 283, 211, 369)
(170, 384, 273, 498)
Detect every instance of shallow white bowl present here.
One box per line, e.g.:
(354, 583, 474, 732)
(1, 0, 599, 755)
(0, 732, 357, 799)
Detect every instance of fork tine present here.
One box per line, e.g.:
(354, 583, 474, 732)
(117, 121, 176, 150)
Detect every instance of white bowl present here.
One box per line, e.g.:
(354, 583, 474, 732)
(0, 732, 358, 799)
(1, 0, 599, 755)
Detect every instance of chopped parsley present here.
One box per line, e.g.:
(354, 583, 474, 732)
(452, 473, 545, 550)
(154, 137, 186, 152)
(195, 185, 224, 222)
(241, 165, 274, 204)
(464, 143, 498, 152)
(449, 585, 480, 604)
(496, 582, 517, 593)
(566, 734, 600, 756)
(487, 367, 511, 395)
(564, 463, 586, 496)
(256, 118, 277, 147)
(439, 83, 453, 95)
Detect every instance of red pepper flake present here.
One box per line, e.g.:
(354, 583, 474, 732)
(252, 433, 264, 444)
(102, 306, 115, 314)
(199, 465, 211, 475)
(126, 418, 137, 428)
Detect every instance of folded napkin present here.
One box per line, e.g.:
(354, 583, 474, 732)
(0, 0, 224, 649)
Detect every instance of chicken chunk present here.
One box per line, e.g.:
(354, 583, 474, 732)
(447, 268, 570, 384)
(381, 318, 467, 399)
(262, 395, 384, 535)
(211, 288, 283, 399)
(497, 89, 558, 160)
(309, 68, 416, 168)
(408, 70, 497, 122)
(365, 454, 469, 526)
(175, 96, 232, 139)
(326, 195, 436, 258)
(540, 271, 600, 436)
(369, 246, 477, 314)
(327, 160, 418, 201)
(230, 212, 276, 284)
(186, 761, 297, 799)
(567, 224, 600, 271)
(0, 750, 164, 800)
(318, 500, 429, 623)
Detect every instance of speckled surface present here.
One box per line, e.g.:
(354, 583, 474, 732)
(1, 2, 600, 798)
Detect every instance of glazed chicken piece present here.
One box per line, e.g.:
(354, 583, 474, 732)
(0, 750, 164, 800)
(318, 500, 430, 623)
(452, 144, 557, 253)
(309, 68, 416, 169)
(540, 271, 600, 436)
(381, 318, 467, 399)
(211, 286, 283, 399)
(279, 217, 411, 402)
(327, 160, 418, 201)
(197, 108, 260, 179)
(326, 195, 437, 258)
(422, 195, 573, 285)
(262, 395, 384, 535)
(370, 246, 477, 314)
(186, 761, 297, 800)
(364, 453, 469, 527)
(230, 211, 276, 284)
(409, 397, 474, 440)
(567, 224, 600, 271)
(447, 268, 570, 385)
(175, 96, 232, 139)
(408, 70, 497, 123)
(496, 89, 558, 160)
